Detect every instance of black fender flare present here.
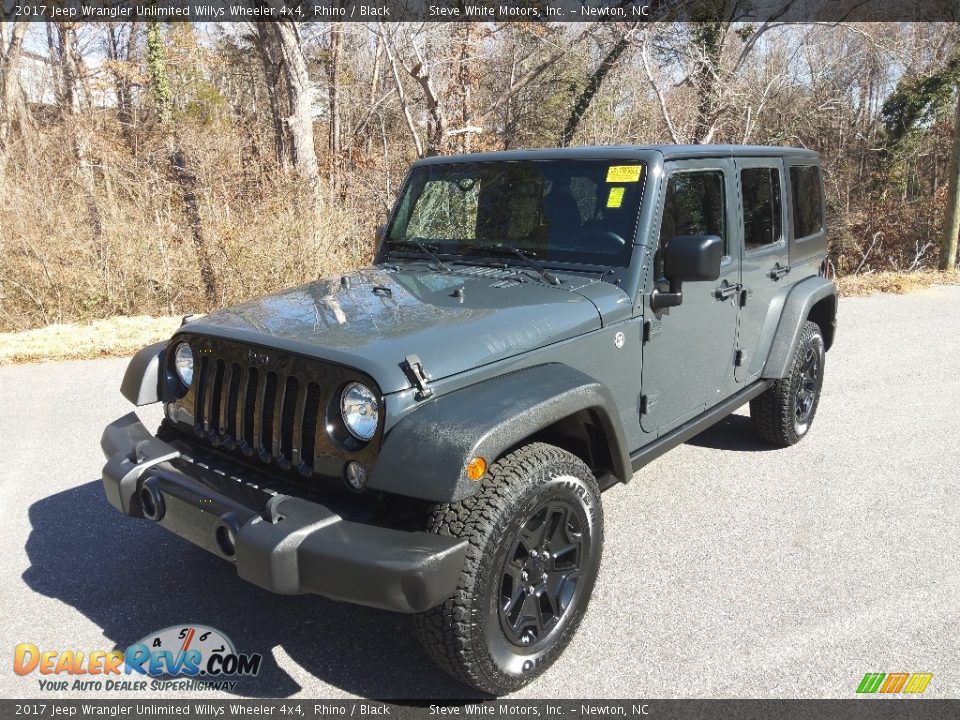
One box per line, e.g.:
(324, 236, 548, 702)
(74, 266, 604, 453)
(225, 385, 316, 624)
(368, 364, 632, 503)
(762, 276, 837, 379)
(120, 342, 168, 406)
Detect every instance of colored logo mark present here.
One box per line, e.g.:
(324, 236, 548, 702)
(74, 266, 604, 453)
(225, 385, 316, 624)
(857, 672, 933, 694)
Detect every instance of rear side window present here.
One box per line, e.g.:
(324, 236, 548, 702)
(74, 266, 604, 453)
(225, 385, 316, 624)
(790, 165, 823, 239)
(740, 167, 782, 251)
(659, 170, 727, 255)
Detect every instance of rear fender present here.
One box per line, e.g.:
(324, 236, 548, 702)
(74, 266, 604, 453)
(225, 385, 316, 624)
(763, 276, 838, 379)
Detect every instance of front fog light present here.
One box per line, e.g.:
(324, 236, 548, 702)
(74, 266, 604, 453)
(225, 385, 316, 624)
(174, 342, 194, 386)
(340, 382, 379, 440)
(344, 461, 367, 492)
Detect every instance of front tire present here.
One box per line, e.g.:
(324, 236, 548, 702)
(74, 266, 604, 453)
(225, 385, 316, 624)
(414, 443, 603, 695)
(750, 320, 826, 446)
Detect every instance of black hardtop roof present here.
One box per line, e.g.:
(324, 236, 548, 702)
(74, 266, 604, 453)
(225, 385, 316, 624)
(413, 144, 819, 166)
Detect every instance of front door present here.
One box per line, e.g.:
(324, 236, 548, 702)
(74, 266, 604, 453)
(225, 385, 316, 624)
(640, 160, 740, 434)
(734, 158, 789, 382)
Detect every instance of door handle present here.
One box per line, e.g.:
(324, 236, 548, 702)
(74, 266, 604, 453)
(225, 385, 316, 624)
(769, 265, 790, 280)
(714, 282, 741, 300)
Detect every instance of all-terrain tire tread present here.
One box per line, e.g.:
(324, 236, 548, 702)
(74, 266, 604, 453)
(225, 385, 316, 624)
(750, 320, 823, 447)
(413, 442, 600, 695)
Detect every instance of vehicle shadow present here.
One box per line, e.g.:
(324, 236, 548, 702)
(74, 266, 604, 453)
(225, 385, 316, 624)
(684, 413, 775, 452)
(22, 480, 486, 702)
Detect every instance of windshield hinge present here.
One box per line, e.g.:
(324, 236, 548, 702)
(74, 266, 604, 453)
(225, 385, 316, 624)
(402, 354, 434, 400)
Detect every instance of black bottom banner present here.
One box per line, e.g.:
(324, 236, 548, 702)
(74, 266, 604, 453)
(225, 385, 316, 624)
(1, 700, 958, 720)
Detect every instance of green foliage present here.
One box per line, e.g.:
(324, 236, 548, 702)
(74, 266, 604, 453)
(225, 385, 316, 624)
(145, 22, 173, 125)
(881, 53, 960, 147)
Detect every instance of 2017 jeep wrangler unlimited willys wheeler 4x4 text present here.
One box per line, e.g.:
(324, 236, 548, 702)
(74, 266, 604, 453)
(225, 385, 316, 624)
(102, 145, 836, 695)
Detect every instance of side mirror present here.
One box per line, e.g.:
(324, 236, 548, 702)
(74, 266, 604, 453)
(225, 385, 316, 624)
(650, 234, 723, 311)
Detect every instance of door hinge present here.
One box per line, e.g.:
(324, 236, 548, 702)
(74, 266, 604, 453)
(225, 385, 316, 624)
(769, 264, 791, 280)
(402, 354, 433, 400)
(643, 319, 662, 343)
(640, 393, 659, 415)
(714, 282, 742, 301)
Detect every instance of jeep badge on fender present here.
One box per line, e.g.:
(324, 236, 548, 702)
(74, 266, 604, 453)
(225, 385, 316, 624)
(101, 145, 836, 695)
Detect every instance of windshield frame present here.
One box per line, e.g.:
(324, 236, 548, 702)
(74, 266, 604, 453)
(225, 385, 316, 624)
(383, 158, 648, 272)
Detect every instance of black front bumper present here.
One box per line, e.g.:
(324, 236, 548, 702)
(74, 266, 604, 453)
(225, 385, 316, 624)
(101, 413, 467, 613)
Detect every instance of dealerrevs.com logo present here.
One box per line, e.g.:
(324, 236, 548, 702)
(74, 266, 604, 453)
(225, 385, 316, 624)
(14, 625, 262, 693)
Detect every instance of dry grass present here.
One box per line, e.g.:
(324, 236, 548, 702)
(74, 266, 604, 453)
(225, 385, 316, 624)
(0, 315, 182, 366)
(836, 270, 960, 297)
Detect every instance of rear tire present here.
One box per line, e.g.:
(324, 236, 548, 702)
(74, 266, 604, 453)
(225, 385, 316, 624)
(414, 443, 603, 695)
(750, 320, 825, 446)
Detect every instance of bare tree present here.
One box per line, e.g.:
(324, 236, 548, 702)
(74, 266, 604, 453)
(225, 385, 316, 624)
(251, 18, 322, 220)
(252, 21, 293, 168)
(55, 23, 105, 269)
(273, 19, 322, 213)
(383, 24, 599, 157)
(104, 22, 140, 152)
(0, 21, 31, 155)
(560, 24, 640, 146)
(145, 21, 217, 307)
(327, 22, 343, 189)
(381, 26, 423, 157)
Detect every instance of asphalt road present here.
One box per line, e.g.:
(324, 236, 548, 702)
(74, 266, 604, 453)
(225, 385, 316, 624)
(1, 286, 958, 701)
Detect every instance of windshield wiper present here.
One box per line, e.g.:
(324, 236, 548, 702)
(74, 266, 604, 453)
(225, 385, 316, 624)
(387, 237, 450, 272)
(465, 245, 560, 286)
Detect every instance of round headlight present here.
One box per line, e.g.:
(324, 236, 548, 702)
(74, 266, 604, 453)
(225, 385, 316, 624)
(174, 342, 194, 386)
(340, 382, 379, 441)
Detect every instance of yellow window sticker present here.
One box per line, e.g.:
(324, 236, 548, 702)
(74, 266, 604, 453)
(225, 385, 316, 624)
(607, 187, 625, 208)
(606, 165, 642, 183)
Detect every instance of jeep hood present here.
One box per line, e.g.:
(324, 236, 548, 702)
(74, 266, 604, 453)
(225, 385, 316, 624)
(181, 267, 629, 394)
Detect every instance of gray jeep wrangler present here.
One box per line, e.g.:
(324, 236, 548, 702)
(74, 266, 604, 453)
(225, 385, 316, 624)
(102, 145, 836, 695)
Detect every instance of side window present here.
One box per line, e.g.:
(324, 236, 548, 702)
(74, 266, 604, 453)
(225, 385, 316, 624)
(741, 167, 782, 251)
(790, 165, 824, 239)
(658, 170, 727, 255)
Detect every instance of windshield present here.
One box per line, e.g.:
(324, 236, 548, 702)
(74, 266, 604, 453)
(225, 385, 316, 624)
(387, 159, 646, 267)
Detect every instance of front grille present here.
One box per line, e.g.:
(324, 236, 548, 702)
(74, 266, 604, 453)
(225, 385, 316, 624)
(177, 336, 382, 480)
(193, 360, 314, 472)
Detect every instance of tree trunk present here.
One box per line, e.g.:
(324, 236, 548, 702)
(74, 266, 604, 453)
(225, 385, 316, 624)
(146, 21, 217, 307)
(365, 32, 383, 157)
(690, 22, 727, 144)
(940, 90, 960, 271)
(253, 21, 292, 169)
(273, 19, 322, 215)
(382, 29, 423, 157)
(559, 26, 637, 147)
(0, 22, 29, 153)
(456, 25, 473, 153)
(107, 23, 138, 152)
(327, 22, 342, 191)
(57, 23, 105, 271)
(407, 42, 447, 156)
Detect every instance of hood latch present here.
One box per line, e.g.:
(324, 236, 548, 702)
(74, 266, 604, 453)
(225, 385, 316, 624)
(402, 354, 434, 400)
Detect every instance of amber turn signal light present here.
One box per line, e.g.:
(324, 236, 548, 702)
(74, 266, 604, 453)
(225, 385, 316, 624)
(466, 457, 487, 481)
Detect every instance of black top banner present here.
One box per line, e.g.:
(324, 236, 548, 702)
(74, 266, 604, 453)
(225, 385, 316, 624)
(1, 0, 956, 23)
